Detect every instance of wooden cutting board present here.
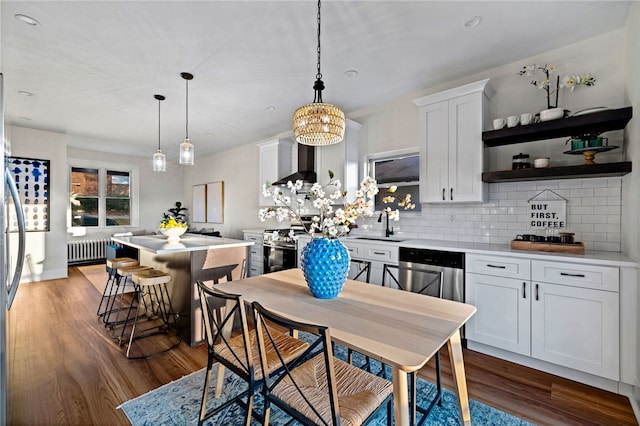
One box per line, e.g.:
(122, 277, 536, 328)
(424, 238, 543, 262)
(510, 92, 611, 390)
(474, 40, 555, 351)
(510, 240, 585, 254)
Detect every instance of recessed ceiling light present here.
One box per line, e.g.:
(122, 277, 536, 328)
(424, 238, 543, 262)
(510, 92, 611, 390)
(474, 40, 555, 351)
(266, 106, 276, 111)
(15, 14, 40, 26)
(463, 16, 482, 28)
(18, 91, 34, 97)
(344, 70, 358, 78)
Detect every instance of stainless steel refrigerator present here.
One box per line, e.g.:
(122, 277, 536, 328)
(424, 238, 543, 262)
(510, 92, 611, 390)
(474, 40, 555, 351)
(1, 73, 27, 424)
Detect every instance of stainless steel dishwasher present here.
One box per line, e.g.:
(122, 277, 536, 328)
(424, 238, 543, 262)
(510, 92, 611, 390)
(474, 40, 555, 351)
(398, 247, 465, 303)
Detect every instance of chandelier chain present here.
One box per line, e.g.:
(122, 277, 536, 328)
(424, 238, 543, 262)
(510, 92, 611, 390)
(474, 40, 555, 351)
(316, 0, 322, 80)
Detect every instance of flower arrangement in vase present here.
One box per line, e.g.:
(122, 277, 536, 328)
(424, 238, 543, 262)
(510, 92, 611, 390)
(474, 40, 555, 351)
(518, 64, 596, 119)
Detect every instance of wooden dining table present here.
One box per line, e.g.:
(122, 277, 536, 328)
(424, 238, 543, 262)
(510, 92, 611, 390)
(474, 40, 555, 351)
(215, 268, 476, 426)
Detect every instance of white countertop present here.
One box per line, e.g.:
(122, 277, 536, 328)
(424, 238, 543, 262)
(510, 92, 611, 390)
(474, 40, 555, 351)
(242, 229, 265, 234)
(343, 236, 638, 268)
(112, 233, 254, 254)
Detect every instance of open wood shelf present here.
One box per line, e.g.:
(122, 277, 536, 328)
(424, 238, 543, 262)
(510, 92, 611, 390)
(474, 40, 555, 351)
(482, 162, 632, 183)
(482, 107, 632, 147)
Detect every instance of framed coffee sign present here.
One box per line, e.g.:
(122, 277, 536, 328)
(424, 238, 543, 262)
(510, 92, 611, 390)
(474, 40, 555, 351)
(528, 190, 566, 230)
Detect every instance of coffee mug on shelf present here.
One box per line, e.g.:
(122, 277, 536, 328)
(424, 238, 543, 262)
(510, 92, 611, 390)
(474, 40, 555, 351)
(507, 115, 520, 128)
(493, 118, 506, 130)
(520, 113, 533, 125)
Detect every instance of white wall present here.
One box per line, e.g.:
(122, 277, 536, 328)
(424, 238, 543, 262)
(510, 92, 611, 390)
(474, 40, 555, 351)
(7, 126, 68, 282)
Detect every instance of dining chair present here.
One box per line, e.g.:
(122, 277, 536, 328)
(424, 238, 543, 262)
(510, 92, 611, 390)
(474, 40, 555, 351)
(346, 258, 376, 373)
(382, 263, 444, 426)
(196, 281, 309, 426)
(252, 301, 393, 426)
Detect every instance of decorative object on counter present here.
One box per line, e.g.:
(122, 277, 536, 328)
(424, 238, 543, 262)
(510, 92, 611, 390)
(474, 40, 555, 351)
(559, 232, 575, 244)
(492, 118, 506, 130)
(507, 115, 519, 128)
(292, 0, 345, 146)
(152, 94, 166, 172)
(520, 113, 533, 125)
(179, 72, 195, 165)
(158, 222, 187, 243)
(518, 63, 596, 117)
(512, 153, 531, 169)
(510, 239, 585, 254)
(533, 157, 550, 168)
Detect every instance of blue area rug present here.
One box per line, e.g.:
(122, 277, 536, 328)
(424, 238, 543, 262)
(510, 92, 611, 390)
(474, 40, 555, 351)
(119, 341, 535, 426)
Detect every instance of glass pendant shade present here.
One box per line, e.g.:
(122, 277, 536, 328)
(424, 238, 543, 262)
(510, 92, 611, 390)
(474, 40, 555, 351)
(153, 150, 166, 172)
(179, 138, 194, 165)
(179, 72, 195, 165)
(293, 102, 345, 146)
(152, 94, 166, 172)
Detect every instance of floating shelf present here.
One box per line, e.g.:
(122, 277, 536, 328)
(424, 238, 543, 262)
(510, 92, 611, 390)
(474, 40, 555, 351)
(482, 162, 632, 183)
(482, 107, 632, 147)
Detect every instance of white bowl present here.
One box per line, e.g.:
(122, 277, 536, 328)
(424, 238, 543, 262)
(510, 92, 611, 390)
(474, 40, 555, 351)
(539, 107, 564, 122)
(534, 157, 550, 168)
(159, 227, 187, 242)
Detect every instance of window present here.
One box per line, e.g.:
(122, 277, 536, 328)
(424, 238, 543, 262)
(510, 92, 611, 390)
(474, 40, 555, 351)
(367, 151, 421, 212)
(69, 162, 137, 227)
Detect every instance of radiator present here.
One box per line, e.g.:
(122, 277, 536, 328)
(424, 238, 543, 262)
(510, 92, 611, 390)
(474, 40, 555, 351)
(67, 239, 110, 264)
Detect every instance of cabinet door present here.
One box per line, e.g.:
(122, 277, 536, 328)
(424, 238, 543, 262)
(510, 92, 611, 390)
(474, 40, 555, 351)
(531, 282, 619, 380)
(419, 100, 449, 202)
(315, 120, 361, 198)
(448, 93, 485, 203)
(466, 273, 531, 356)
(258, 139, 292, 206)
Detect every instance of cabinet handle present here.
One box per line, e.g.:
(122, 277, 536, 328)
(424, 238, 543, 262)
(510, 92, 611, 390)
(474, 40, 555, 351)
(522, 282, 526, 299)
(486, 264, 506, 269)
(560, 272, 585, 278)
(373, 251, 386, 255)
(535, 284, 539, 301)
(442, 188, 446, 201)
(450, 188, 453, 201)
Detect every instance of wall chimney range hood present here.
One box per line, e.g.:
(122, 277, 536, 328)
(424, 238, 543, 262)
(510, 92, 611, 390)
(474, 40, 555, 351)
(272, 144, 317, 186)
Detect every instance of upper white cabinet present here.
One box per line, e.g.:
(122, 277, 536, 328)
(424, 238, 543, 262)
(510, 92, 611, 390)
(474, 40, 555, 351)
(413, 79, 494, 203)
(257, 138, 293, 205)
(315, 119, 361, 198)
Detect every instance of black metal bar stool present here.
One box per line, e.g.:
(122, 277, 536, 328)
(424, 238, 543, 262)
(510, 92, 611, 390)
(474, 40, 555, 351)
(119, 268, 182, 359)
(98, 257, 138, 323)
(107, 264, 153, 334)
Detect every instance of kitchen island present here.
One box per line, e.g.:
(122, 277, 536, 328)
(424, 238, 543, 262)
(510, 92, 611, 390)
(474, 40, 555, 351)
(111, 233, 253, 345)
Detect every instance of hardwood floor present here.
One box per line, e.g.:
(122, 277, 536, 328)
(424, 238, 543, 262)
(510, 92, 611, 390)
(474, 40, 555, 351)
(7, 267, 638, 425)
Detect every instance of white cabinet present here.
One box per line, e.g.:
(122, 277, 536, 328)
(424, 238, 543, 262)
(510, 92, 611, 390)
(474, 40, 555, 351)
(466, 254, 620, 381)
(531, 261, 619, 381)
(258, 138, 293, 205)
(296, 235, 312, 267)
(466, 255, 531, 355)
(315, 119, 361, 197)
(243, 232, 264, 277)
(342, 239, 398, 285)
(413, 79, 494, 203)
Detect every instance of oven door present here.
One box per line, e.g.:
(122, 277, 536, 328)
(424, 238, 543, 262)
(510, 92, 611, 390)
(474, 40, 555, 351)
(263, 244, 297, 273)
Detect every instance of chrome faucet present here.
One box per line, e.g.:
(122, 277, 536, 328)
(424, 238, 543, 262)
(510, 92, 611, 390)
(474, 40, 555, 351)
(377, 212, 394, 237)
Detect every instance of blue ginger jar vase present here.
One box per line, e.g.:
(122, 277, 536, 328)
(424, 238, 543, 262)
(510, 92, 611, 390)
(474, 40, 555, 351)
(300, 238, 350, 299)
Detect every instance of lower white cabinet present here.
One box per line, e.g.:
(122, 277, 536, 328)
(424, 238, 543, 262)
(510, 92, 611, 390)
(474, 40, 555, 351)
(342, 239, 398, 285)
(466, 254, 620, 381)
(243, 232, 263, 277)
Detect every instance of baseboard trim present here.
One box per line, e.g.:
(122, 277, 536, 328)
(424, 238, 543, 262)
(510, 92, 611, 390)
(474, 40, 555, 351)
(19, 268, 67, 283)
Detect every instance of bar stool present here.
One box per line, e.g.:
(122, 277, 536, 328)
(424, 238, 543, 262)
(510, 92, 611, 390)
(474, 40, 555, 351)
(120, 268, 181, 359)
(97, 257, 138, 323)
(108, 264, 153, 335)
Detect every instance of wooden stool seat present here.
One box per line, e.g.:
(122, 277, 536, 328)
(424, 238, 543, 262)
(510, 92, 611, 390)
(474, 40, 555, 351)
(132, 269, 171, 286)
(117, 265, 152, 277)
(107, 257, 138, 269)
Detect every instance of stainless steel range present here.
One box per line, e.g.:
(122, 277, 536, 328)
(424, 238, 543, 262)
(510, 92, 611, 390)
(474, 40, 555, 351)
(263, 229, 298, 273)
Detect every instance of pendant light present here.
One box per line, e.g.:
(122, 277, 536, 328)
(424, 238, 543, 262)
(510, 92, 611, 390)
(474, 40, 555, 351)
(292, 0, 345, 146)
(152, 94, 166, 172)
(179, 72, 195, 165)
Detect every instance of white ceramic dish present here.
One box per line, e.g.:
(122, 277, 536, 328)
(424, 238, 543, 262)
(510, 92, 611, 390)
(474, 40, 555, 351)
(534, 157, 550, 168)
(539, 107, 565, 122)
(571, 107, 608, 117)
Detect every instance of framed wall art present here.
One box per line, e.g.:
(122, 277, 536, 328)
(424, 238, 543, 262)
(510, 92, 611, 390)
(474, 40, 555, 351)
(192, 184, 206, 223)
(206, 181, 224, 223)
(8, 156, 50, 231)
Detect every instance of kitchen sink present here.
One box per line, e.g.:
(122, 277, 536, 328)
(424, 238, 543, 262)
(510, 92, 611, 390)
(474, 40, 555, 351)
(352, 236, 408, 242)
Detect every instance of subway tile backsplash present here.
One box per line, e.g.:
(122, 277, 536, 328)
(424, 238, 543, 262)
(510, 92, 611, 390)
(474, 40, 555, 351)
(369, 178, 622, 252)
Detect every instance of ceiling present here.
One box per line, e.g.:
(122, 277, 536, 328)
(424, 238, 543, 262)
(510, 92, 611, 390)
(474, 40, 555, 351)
(1, 1, 631, 161)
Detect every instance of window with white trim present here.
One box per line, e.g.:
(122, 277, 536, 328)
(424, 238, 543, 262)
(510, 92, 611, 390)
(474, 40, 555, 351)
(69, 161, 137, 227)
(367, 151, 421, 212)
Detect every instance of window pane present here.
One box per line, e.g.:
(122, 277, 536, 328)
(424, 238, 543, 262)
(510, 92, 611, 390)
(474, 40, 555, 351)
(375, 184, 420, 211)
(71, 167, 98, 196)
(106, 198, 130, 226)
(107, 170, 130, 198)
(373, 155, 419, 184)
(71, 197, 99, 226)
